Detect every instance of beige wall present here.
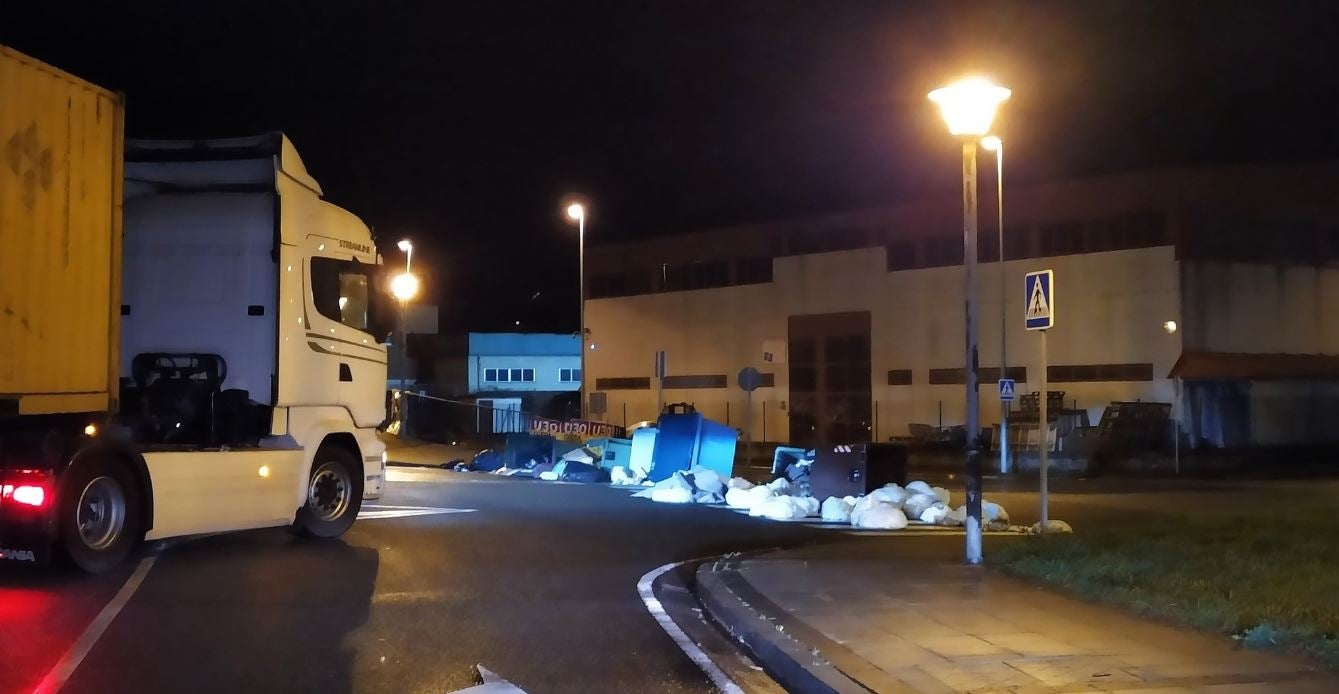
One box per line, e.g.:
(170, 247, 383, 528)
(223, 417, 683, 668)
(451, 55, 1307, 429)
(586, 245, 1182, 442)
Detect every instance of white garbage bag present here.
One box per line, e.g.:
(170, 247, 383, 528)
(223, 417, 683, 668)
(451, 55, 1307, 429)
(982, 500, 1010, 523)
(610, 466, 634, 485)
(902, 493, 940, 520)
(650, 486, 694, 504)
(852, 500, 908, 529)
(750, 495, 809, 521)
(905, 480, 934, 496)
(821, 496, 854, 522)
(726, 484, 774, 510)
(942, 505, 967, 526)
(538, 471, 559, 481)
(795, 496, 820, 517)
(648, 471, 696, 504)
(766, 477, 791, 493)
(919, 503, 949, 524)
(1031, 519, 1073, 534)
(694, 490, 725, 504)
(931, 486, 951, 506)
(726, 477, 755, 491)
(870, 485, 910, 506)
(688, 467, 726, 496)
(560, 448, 596, 464)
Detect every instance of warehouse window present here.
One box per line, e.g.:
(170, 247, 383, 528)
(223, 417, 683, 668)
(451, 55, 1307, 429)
(735, 256, 774, 285)
(757, 372, 776, 387)
(1048, 363, 1153, 382)
(662, 374, 728, 389)
(886, 242, 916, 271)
(686, 261, 730, 290)
(521, 368, 535, 382)
(595, 376, 651, 390)
(978, 227, 1000, 262)
(1003, 225, 1031, 260)
(923, 235, 962, 267)
(978, 366, 1028, 382)
(485, 368, 498, 382)
(887, 369, 912, 386)
(928, 368, 965, 385)
(827, 226, 869, 252)
(559, 368, 581, 382)
(495, 369, 510, 383)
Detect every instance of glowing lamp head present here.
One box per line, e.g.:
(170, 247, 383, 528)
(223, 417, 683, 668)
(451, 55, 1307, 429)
(981, 135, 1002, 152)
(928, 77, 1012, 137)
(566, 203, 585, 222)
(1164, 320, 1178, 334)
(83, 423, 98, 437)
(390, 272, 420, 301)
(397, 239, 413, 253)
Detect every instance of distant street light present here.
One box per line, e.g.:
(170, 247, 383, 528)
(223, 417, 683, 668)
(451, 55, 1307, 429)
(981, 135, 1009, 477)
(566, 202, 588, 419)
(929, 76, 1011, 566)
(392, 239, 419, 393)
(397, 238, 414, 272)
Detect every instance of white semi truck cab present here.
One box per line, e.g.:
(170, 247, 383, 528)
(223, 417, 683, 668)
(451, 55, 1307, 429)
(0, 59, 391, 572)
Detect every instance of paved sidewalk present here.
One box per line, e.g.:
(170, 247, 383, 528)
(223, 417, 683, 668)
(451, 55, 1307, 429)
(698, 537, 1337, 693)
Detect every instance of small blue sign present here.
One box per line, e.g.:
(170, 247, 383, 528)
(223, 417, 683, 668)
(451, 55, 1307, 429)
(1025, 270, 1054, 331)
(998, 378, 1016, 402)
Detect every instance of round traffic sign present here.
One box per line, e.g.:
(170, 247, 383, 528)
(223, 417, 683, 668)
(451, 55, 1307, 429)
(737, 367, 762, 392)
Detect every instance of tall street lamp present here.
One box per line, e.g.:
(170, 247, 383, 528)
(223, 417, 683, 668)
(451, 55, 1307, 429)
(929, 76, 1011, 565)
(566, 202, 587, 419)
(391, 239, 419, 392)
(981, 134, 1009, 475)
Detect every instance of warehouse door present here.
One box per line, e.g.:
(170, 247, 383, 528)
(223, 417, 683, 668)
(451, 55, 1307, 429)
(787, 312, 872, 446)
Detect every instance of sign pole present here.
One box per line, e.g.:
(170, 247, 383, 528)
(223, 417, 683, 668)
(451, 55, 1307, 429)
(1025, 268, 1055, 529)
(1039, 329, 1049, 525)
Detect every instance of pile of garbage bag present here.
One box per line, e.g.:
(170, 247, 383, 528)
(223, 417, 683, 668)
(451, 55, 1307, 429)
(631, 470, 1019, 532)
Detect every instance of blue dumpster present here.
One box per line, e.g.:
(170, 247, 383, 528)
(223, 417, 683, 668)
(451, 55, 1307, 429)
(648, 404, 738, 482)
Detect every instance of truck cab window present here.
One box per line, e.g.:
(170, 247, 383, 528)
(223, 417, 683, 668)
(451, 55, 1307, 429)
(312, 257, 373, 332)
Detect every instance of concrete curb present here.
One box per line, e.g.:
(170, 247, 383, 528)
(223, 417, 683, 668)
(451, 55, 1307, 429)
(694, 560, 871, 694)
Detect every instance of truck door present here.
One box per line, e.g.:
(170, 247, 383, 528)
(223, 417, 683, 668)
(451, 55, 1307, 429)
(307, 254, 388, 427)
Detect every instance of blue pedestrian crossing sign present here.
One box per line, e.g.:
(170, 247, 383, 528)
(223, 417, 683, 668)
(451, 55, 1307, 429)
(998, 378, 1016, 402)
(1025, 269, 1054, 330)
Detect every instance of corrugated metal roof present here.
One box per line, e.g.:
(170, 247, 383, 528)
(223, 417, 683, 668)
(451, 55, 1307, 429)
(1169, 351, 1339, 380)
(469, 332, 580, 356)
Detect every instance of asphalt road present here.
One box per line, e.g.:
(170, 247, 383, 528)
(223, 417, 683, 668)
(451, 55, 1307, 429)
(5, 453, 1337, 694)
(1, 467, 834, 694)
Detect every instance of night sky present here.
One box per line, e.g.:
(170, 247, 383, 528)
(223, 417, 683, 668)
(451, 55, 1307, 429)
(4, 1, 1337, 332)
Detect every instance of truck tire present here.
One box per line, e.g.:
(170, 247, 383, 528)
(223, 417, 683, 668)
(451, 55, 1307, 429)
(293, 445, 363, 538)
(59, 458, 144, 574)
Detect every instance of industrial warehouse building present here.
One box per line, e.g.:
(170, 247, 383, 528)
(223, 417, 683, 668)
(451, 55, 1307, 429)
(583, 162, 1339, 454)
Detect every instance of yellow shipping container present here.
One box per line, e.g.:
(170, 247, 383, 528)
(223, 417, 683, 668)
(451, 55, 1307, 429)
(0, 46, 123, 416)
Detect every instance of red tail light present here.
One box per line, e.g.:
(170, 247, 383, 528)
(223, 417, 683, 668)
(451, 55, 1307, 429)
(10, 485, 46, 507)
(1, 471, 51, 508)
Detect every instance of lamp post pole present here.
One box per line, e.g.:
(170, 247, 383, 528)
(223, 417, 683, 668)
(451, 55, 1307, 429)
(578, 212, 586, 420)
(396, 240, 414, 391)
(566, 203, 588, 420)
(960, 139, 984, 565)
(929, 77, 1011, 566)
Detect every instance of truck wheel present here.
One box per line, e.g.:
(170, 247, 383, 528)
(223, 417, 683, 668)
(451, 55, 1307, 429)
(59, 459, 144, 574)
(294, 445, 363, 538)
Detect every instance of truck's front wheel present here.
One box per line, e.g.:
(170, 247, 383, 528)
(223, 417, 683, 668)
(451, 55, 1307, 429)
(293, 445, 363, 538)
(59, 459, 144, 573)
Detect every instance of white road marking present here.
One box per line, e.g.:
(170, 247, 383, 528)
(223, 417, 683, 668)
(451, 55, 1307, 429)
(444, 664, 528, 693)
(32, 556, 157, 694)
(358, 505, 476, 520)
(638, 561, 746, 694)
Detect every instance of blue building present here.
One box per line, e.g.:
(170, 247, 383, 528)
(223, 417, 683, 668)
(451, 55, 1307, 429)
(468, 332, 582, 395)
